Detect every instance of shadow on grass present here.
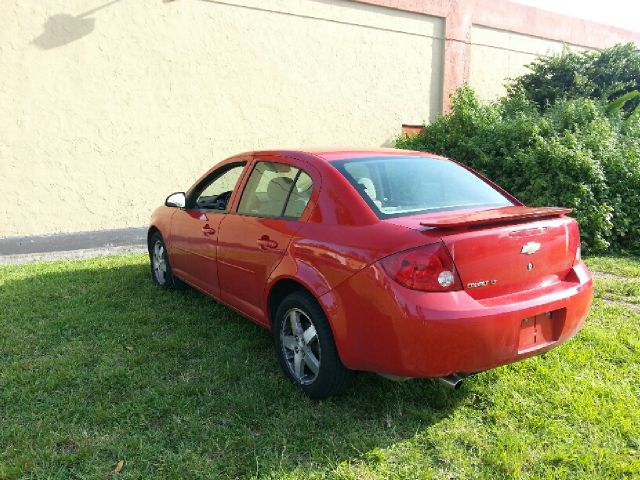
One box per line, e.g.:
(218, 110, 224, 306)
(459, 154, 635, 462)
(0, 260, 468, 478)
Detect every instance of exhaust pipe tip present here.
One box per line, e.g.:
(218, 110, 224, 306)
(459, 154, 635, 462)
(437, 374, 464, 390)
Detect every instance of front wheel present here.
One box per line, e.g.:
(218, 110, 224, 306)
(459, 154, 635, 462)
(274, 292, 352, 399)
(148, 232, 186, 289)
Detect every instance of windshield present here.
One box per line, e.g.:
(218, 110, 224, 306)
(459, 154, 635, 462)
(333, 156, 514, 218)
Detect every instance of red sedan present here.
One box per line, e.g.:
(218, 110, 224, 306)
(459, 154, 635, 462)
(148, 149, 593, 398)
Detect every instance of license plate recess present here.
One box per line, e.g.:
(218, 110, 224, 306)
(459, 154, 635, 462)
(518, 309, 566, 354)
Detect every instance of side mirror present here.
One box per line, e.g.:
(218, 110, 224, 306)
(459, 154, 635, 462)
(165, 192, 186, 208)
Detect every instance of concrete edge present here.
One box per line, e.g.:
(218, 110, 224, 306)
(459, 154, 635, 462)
(0, 245, 148, 266)
(0, 227, 148, 256)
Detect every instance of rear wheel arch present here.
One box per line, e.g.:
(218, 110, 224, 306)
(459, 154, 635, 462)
(267, 276, 351, 364)
(268, 278, 315, 328)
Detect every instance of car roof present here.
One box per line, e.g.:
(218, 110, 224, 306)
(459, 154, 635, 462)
(246, 148, 450, 163)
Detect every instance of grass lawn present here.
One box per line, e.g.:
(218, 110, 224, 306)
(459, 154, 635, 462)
(0, 254, 638, 479)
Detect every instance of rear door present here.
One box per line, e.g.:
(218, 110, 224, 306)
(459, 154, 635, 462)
(216, 156, 316, 323)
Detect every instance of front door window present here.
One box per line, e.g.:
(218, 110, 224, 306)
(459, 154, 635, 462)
(192, 164, 245, 211)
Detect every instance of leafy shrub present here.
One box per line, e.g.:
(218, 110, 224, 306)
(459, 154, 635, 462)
(396, 87, 640, 254)
(507, 43, 640, 115)
(600, 115, 640, 252)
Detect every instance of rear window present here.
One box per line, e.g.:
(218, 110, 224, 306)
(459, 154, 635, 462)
(333, 156, 513, 218)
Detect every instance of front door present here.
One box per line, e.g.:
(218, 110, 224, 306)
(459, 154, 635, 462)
(217, 159, 315, 323)
(169, 162, 246, 297)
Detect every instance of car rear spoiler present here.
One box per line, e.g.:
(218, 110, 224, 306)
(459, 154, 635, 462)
(420, 206, 573, 229)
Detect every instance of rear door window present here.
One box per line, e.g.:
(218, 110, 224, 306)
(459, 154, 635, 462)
(237, 161, 313, 218)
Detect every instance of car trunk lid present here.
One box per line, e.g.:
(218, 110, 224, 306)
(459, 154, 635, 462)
(387, 206, 579, 300)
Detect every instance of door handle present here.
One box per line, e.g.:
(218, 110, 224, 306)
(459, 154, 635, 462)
(257, 236, 278, 250)
(201, 224, 216, 236)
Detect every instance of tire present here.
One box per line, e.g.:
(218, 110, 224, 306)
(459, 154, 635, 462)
(148, 232, 187, 290)
(274, 291, 353, 399)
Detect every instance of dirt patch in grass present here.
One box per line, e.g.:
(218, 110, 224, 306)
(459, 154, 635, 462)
(592, 271, 633, 282)
(599, 296, 640, 313)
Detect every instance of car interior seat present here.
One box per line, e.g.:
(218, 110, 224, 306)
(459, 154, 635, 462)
(262, 176, 294, 216)
(357, 178, 383, 209)
(285, 180, 312, 218)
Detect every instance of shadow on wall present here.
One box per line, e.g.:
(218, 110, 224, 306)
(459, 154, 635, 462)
(32, 0, 175, 50)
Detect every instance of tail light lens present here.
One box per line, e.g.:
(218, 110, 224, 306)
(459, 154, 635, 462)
(380, 242, 462, 292)
(569, 220, 581, 266)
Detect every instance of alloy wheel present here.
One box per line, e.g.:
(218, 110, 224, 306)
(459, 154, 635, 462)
(280, 308, 321, 385)
(152, 240, 167, 285)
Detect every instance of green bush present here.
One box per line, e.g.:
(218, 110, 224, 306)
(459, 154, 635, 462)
(396, 87, 640, 254)
(507, 43, 640, 115)
(601, 115, 640, 252)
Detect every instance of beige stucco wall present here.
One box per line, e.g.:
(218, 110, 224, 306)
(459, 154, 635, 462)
(469, 25, 588, 102)
(0, 0, 444, 237)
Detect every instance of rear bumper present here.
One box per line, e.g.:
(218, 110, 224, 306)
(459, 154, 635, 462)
(322, 261, 592, 377)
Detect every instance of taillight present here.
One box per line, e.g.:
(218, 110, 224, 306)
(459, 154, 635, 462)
(380, 242, 462, 292)
(569, 220, 581, 266)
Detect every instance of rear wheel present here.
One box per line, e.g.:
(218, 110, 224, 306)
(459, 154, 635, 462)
(148, 232, 186, 289)
(274, 291, 352, 399)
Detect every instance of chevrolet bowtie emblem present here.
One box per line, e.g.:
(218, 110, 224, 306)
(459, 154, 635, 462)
(521, 242, 541, 255)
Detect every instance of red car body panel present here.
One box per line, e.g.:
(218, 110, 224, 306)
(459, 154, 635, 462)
(319, 260, 591, 377)
(149, 149, 593, 378)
